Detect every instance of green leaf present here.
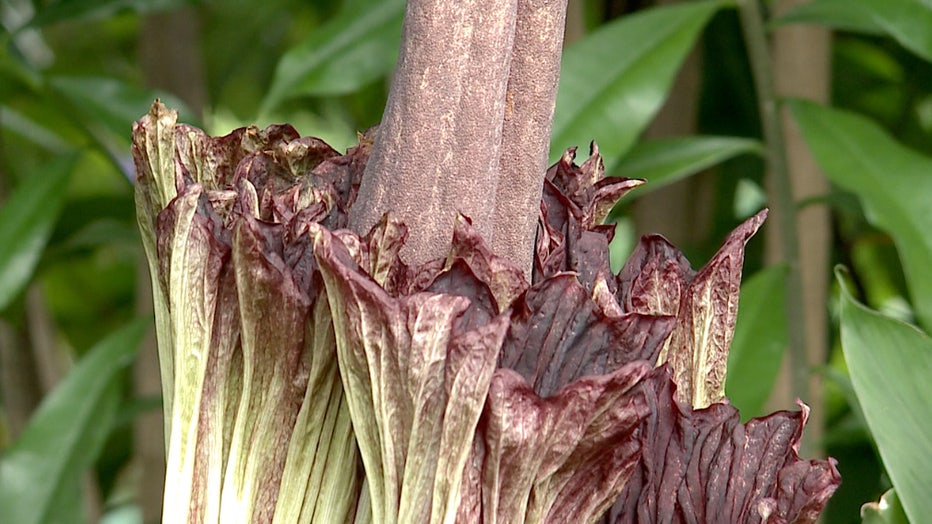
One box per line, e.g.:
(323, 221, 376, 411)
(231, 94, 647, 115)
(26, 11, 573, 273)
(0, 47, 43, 100)
(789, 99, 932, 331)
(0, 318, 149, 524)
(861, 488, 910, 524)
(776, 0, 884, 35)
(551, 0, 724, 169)
(49, 76, 191, 148)
(725, 265, 787, 420)
(99, 505, 143, 524)
(0, 105, 71, 152)
(0, 155, 76, 313)
(53, 219, 140, 255)
(261, 0, 404, 113)
(850, 235, 913, 323)
(613, 136, 762, 194)
(22, 0, 200, 30)
(779, 0, 932, 63)
(838, 268, 932, 524)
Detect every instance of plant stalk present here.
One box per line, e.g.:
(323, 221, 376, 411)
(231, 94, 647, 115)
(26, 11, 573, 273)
(350, 0, 568, 277)
(350, 0, 519, 266)
(491, 0, 568, 275)
(736, 0, 811, 449)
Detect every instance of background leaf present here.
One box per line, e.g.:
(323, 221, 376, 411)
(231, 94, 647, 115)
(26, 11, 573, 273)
(725, 265, 787, 419)
(0, 106, 71, 153)
(260, 0, 404, 113)
(613, 136, 762, 195)
(0, 155, 76, 313)
(790, 99, 932, 331)
(49, 77, 189, 137)
(48, 76, 191, 160)
(0, 318, 149, 524)
(551, 0, 723, 169)
(779, 0, 932, 63)
(21, 0, 201, 30)
(838, 269, 932, 524)
(861, 488, 910, 524)
(776, 0, 885, 35)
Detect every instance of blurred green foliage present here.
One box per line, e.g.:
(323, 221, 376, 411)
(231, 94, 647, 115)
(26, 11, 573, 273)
(0, 0, 929, 522)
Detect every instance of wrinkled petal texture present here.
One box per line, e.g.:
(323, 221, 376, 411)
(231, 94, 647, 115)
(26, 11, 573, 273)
(535, 144, 644, 289)
(536, 143, 768, 408)
(133, 102, 368, 523)
(535, 144, 838, 522)
(315, 217, 508, 524)
(472, 364, 651, 524)
(134, 102, 839, 524)
(604, 369, 840, 524)
(315, 213, 666, 524)
(624, 211, 767, 409)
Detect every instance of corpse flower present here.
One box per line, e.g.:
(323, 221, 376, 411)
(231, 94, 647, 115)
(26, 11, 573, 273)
(133, 101, 839, 523)
(133, 101, 368, 522)
(313, 214, 660, 523)
(534, 146, 841, 522)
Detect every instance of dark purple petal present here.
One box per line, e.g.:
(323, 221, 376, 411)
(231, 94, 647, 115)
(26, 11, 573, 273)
(535, 145, 643, 286)
(656, 210, 768, 408)
(606, 369, 840, 524)
(546, 143, 643, 227)
(616, 234, 692, 316)
(474, 362, 651, 523)
(446, 214, 529, 312)
(314, 225, 508, 523)
(427, 259, 499, 334)
(501, 273, 674, 397)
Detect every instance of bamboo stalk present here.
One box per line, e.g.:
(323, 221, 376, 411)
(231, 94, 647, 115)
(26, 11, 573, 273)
(736, 0, 812, 453)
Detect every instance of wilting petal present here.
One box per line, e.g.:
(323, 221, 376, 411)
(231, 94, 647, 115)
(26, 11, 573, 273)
(134, 101, 365, 523)
(616, 234, 692, 316)
(134, 101, 182, 216)
(155, 185, 232, 523)
(656, 210, 767, 408)
(530, 145, 838, 521)
(545, 143, 644, 229)
(475, 363, 651, 523)
(314, 214, 667, 524)
(535, 145, 643, 286)
(501, 273, 673, 397)
(314, 225, 507, 524)
(219, 212, 312, 520)
(356, 214, 408, 289)
(134, 102, 185, 425)
(136, 102, 839, 524)
(447, 214, 529, 311)
(605, 369, 840, 523)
